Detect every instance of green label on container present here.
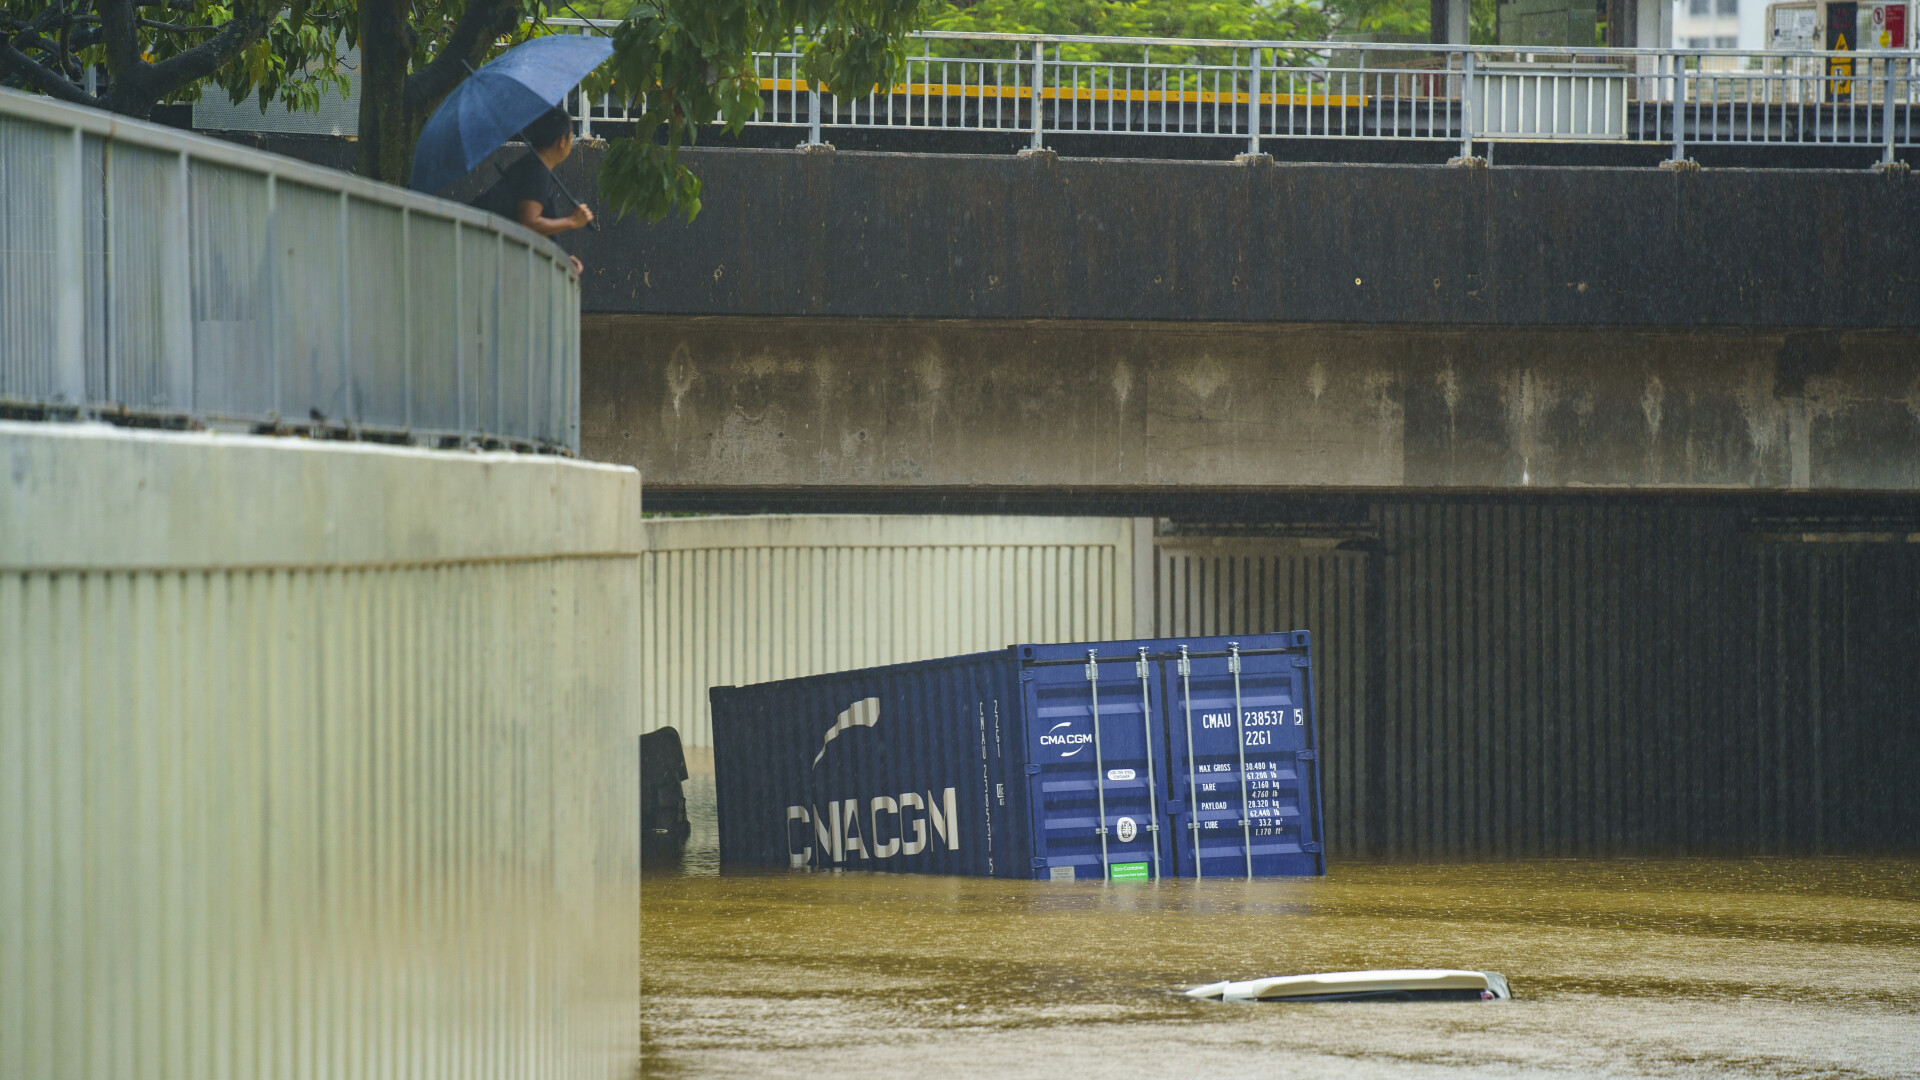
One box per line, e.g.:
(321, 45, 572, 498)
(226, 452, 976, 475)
(1109, 862, 1150, 881)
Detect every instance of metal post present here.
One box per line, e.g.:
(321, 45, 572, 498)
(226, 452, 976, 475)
(53, 126, 85, 408)
(1179, 645, 1200, 879)
(337, 190, 352, 427)
(164, 150, 194, 415)
(1672, 53, 1687, 162)
(807, 81, 823, 145)
(453, 222, 463, 437)
(1884, 59, 1898, 165)
(1136, 648, 1162, 882)
(1248, 47, 1262, 155)
(265, 173, 280, 423)
(524, 244, 535, 442)
(1031, 42, 1046, 150)
(492, 230, 504, 436)
(1085, 651, 1110, 879)
(1460, 49, 1476, 160)
(401, 209, 412, 432)
(1229, 643, 1253, 880)
(579, 88, 592, 140)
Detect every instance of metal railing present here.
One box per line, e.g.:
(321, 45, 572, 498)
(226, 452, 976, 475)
(552, 22, 1918, 164)
(0, 87, 581, 452)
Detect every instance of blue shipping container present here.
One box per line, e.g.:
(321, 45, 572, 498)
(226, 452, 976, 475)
(710, 633, 1326, 880)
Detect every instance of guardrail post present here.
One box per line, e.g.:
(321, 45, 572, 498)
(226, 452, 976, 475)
(807, 81, 823, 145)
(1031, 42, 1045, 150)
(164, 151, 193, 415)
(1671, 53, 1687, 162)
(1460, 49, 1476, 159)
(1248, 47, 1262, 155)
(1883, 60, 1897, 166)
(401, 209, 412, 432)
(338, 190, 353, 427)
(53, 125, 86, 408)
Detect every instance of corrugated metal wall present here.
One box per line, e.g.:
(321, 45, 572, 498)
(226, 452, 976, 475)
(1, 427, 640, 1080)
(643, 516, 1142, 748)
(1154, 502, 1920, 859)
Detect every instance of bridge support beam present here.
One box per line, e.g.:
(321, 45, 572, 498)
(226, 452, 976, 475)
(583, 315, 1920, 494)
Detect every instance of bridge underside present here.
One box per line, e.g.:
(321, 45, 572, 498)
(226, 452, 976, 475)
(583, 314, 1920, 498)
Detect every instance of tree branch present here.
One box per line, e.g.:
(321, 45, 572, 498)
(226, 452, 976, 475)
(403, 0, 523, 111)
(96, 0, 140, 78)
(144, 14, 270, 94)
(0, 35, 99, 104)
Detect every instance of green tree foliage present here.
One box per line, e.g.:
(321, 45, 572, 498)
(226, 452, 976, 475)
(928, 0, 1328, 50)
(925, 0, 1497, 47)
(0, 0, 352, 120)
(593, 0, 926, 223)
(351, 0, 542, 186)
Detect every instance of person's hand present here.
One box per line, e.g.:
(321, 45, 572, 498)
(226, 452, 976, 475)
(569, 255, 584, 276)
(568, 204, 594, 229)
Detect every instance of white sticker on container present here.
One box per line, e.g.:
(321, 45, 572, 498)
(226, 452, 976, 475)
(1048, 865, 1076, 881)
(1115, 816, 1138, 843)
(1106, 768, 1135, 781)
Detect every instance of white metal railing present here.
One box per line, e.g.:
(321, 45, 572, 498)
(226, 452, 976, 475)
(549, 22, 1919, 164)
(0, 87, 581, 452)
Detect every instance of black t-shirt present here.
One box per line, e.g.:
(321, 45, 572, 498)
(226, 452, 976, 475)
(472, 152, 570, 224)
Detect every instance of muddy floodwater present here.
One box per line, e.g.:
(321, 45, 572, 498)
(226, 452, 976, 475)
(643, 770, 1920, 1079)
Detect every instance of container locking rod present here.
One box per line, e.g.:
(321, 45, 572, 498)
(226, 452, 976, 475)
(1230, 642, 1252, 880)
(1086, 650, 1110, 878)
(1180, 645, 1201, 881)
(1137, 646, 1161, 882)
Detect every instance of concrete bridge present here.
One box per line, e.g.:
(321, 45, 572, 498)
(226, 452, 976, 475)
(564, 143, 1920, 860)
(565, 146, 1920, 499)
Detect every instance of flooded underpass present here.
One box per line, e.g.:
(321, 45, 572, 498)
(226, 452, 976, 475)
(642, 770, 1920, 1079)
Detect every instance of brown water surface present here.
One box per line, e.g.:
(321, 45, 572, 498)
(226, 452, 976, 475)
(643, 771, 1920, 1079)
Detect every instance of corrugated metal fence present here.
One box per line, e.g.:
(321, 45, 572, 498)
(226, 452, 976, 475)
(0, 86, 578, 451)
(1153, 500, 1920, 859)
(643, 515, 1143, 748)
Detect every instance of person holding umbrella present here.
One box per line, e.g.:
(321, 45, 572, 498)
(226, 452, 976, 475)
(472, 107, 593, 273)
(409, 33, 613, 275)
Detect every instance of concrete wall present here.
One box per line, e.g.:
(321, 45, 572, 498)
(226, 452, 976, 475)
(642, 515, 1145, 747)
(570, 147, 1919, 330)
(585, 315, 1920, 492)
(0, 422, 640, 1080)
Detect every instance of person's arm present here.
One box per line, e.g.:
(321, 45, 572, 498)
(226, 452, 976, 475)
(514, 199, 593, 237)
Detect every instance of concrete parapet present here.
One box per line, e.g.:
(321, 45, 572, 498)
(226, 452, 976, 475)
(566, 147, 1920, 330)
(0, 422, 642, 1078)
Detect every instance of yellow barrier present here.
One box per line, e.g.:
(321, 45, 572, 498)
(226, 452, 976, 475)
(759, 77, 1370, 108)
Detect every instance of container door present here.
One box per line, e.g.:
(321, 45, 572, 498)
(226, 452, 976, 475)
(1022, 651, 1171, 881)
(1165, 644, 1322, 878)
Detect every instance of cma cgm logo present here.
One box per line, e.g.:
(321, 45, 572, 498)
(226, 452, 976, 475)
(1041, 721, 1093, 757)
(787, 697, 961, 868)
(785, 791, 960, 868)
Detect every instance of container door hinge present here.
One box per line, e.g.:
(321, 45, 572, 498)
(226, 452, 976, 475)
(1031, 857, 1048, 868)
(1292, 656, 1310, 667)
(1303, 841, 1324, 853)
(1024, 763, 1042, 775)
(1295, 749, 1316, 760)
(1020, 669, 1036, 682)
